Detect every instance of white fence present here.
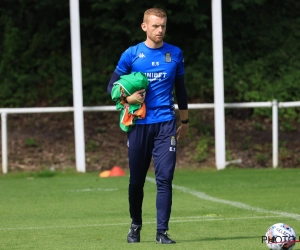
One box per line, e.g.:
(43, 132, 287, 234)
(1, 100, 300, 174)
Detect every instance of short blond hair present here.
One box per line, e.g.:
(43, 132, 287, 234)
(143, 8, 167, 22)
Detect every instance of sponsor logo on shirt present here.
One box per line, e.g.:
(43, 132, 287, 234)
(138, 53, 146, 58)
(144, 72, 167, 82)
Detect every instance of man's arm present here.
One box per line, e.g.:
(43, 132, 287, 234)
(174, 74, 189, 140)
(174, 74, 188, 110)
(107, 71, 121, 94)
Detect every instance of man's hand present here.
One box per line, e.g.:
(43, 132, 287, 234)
(126, 89, 146, 104)
(176, 123, 189, 141)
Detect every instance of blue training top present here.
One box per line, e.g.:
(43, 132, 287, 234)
(115, 42, 185, 124)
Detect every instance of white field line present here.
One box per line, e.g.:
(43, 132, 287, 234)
(0, 215, 279, 231)
(146, 177, 300, 221)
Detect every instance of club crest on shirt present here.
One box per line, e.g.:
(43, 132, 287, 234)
(165, 52, 171, 62)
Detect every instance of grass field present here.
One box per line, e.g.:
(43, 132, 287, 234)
(0, 168, 299, 250)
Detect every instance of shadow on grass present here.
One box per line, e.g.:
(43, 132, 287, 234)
(35, 170, 57, 178)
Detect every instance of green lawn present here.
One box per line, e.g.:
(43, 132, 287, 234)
(0, 168, 299, 250)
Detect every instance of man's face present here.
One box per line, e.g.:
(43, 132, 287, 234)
(142, 15, 167, 44)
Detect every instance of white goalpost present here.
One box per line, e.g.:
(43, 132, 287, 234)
(68, 0, 228, 172)
(67, 0, 227, 172)
(69, 0, 86, 172)
(211, 0, 226, 170)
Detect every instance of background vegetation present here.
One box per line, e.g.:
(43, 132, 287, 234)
(0, 0, 299, 123)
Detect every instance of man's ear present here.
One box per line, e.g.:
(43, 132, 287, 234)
(141, 22, 147, 32)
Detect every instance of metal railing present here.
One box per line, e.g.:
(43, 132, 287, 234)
(1, 100, 300, 173)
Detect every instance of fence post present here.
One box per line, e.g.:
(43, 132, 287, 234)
(272, 99, 278, 168)
(1, 112, 8, 174)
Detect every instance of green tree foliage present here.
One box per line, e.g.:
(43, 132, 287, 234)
(222, 0, 300, 122)
(0, 0, 299, 123)
(223, 0, 300, 102)
(0, 0, 72, 107)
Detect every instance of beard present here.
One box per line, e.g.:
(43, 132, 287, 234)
(149, 34, 164, 44)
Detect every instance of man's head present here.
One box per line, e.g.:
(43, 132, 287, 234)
(143, 8, 167, 23)
(141, 8, 167, 48)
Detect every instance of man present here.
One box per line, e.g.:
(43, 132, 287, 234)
(107, 7, 189, 244)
